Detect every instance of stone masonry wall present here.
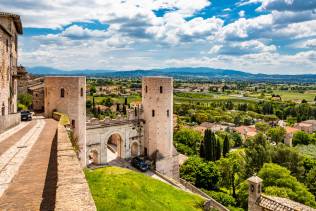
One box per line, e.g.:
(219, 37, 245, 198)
(55, 123, 96, 211)
(0, 112, 20, 134)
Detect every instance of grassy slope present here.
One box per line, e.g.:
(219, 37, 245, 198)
(84, 167, 204, 211)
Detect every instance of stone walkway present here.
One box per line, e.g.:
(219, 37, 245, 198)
(0, 118, 58, 210)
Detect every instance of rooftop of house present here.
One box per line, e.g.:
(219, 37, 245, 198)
(285, 126, 300, 134)
(301, 120, 316, 125)
(0, 12, 23, 34)
(257, 195, 315, 211)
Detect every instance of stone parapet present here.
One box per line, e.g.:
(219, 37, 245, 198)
(179, 179, 229, 211)
(0, 113, 20, 134)
(55, 123, 96, 211)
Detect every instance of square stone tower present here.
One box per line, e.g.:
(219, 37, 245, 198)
(142, 76, 173, 158)
(44, 76, 86, 166)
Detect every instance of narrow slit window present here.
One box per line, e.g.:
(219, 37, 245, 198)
(160, 86, 163, 93)
(80, 88, 84, 97)
(60, 88, 65, 98)
(152, 110, 155, 117)
(167, 109, 170, 117)
(145, 86, 148, 93)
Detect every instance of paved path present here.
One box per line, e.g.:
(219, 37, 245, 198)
(0, 118, 58, 210)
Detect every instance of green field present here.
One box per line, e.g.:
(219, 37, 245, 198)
(84, 167, 204, 211)
(273, 90, 316, 102)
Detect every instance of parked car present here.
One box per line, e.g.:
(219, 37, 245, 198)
(21, 110, 32, 121)
(131, 157, 149, 172)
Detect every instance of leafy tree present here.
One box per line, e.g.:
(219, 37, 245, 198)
(174, 128, 203, 156)
(203, 190, 236, 207)
(258, 163, 316, 208)
(267, 126, 286, 144)
(90, 85, 96, 95)
(216, 151, 245, 199)
(86, 100, 92, 108)
(103, 98, 113, 107)
(223, 135, 230, 157)
(245, 133, 272, 176)
(180, 156, 220, 190)
(232, 132, 243, 147)
(255, 122, 270, 133)
(293, 131, 311, 146)
(306, 167, 316, 196)
(18, 93, 32, 108)
(272, 144, 305, 180)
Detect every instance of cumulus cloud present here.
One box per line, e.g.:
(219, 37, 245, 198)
(259, 0, 316, 12)
(209, 40, 276, 55)
(5, 0, 316, 74)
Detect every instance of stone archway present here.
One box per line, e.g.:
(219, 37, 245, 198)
(107, 133, 123, 162)
(131, 142, 139, 157)
(88, 150, 99, 165)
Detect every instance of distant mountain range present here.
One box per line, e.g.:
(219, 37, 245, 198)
(27, 66, 316, 82)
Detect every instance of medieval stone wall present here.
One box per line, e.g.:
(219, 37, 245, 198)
(0, 15, 20, 116)
(44, 76, 86, 166)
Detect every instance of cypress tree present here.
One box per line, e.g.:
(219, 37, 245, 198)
(204, 130, 213, 161)
(211, 132, 217, 161)
(124, 97, 128, 105)
(116, 103, 120, 112)
(199, 139, 205, 158)
(223, 135, 230, 157)
(215, 138, 221, 161)
(123, 105, 127, 115)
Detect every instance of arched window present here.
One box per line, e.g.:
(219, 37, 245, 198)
(60, 88, 65, 98)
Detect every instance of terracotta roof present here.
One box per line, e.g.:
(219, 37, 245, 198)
(302, 120, 316, 125)
(257, 195, 316, 211)
(0, 12, 23, 34)
(234, 126, 256, 135)
(286, 127, 299, 134)
(298, 123, 313, 127)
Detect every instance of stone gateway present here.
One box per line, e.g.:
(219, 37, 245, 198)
(86, 77, 179, 179)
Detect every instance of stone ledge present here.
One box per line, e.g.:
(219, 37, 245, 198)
(55, 123, 96, 211)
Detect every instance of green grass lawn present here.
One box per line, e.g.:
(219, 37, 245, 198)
(273, 90, 316, 102)
(84, 167, 204, 211)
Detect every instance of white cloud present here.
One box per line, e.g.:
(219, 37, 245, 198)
(239, 10, 245, 17)
(209, 40, 276, 55)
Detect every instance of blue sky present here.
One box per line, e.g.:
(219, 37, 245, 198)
(2, 0, 316, 74)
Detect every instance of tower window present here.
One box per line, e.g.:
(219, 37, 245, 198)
(6, 39, 8, 52)
(167, 109, 170, 117)
(145, 86, 148, 93)
(80, 88, 84, 97)
(60, 88, 65, 98)
(72, 120, 75, 128)
(152, 110, 155, 117)
(160, 86, 163, 93)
